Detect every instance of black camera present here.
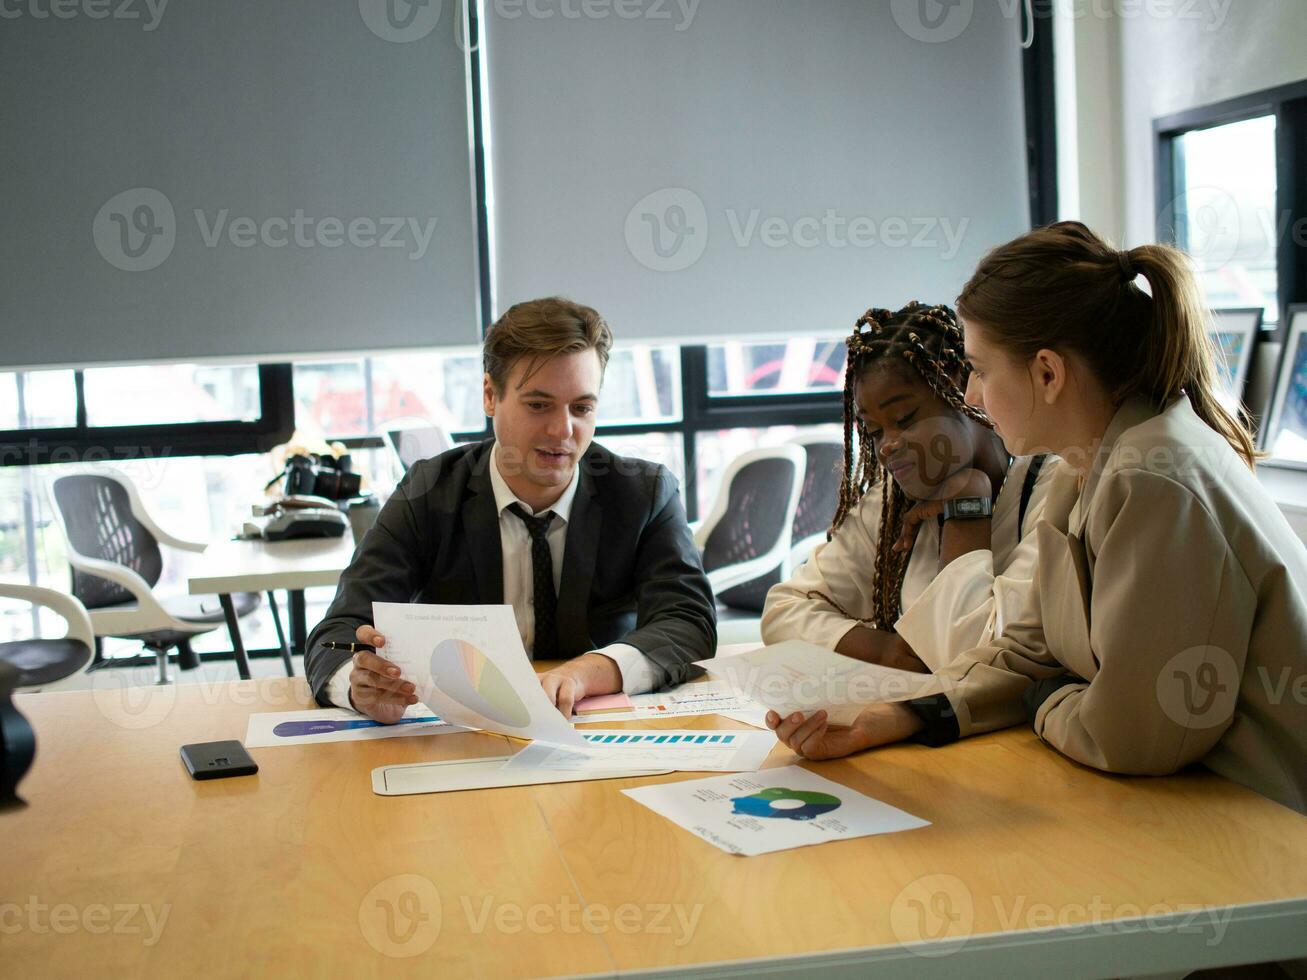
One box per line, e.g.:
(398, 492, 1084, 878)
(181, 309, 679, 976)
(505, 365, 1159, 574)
(281, 453, 363, 501)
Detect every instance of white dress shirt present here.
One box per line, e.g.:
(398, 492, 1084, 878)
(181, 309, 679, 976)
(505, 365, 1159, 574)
(326, 443, 663, 709)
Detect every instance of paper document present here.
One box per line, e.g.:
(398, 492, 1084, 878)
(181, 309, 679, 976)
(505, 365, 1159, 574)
(573, 679, 765, 725)
(623, 765, 929, 856)
(504, 729, 777, 773)
(697, 640, 942, 726)
(373, 602, 586, 746)
(372, 756, 670, 796)
(715, 705, 772, 730)
(245, 703, 462, 748)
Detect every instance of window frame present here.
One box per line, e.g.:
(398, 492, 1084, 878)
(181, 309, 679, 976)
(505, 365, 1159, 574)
(0, 363, 294, 466)
(1154, 79, 1307, 343)
(1154, 80, 1307, 473)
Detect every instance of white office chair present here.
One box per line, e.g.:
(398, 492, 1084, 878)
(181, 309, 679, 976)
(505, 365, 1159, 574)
(47, 470, 262, 684)
(0, 582, 94, 689)
(785, 434, 844, 576)
(694, 444, 806, 614)
(384, 421, 453, 472)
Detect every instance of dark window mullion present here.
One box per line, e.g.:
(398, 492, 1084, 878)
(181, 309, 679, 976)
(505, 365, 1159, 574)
(1276, 97, 1307, 335)
(680, 346, 709, 520)
(73, 369, 87, 433)
(1022, 0, 1058, 227)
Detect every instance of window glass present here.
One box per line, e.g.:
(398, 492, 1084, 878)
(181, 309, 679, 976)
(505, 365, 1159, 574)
(0, 370, 78, 430)
(707, 338, 846, 397)
(293, 359, 368, 437)
(295, 351, 485, 438)
(369, 350, 485, 433)
(1173, 115, 1279, 322)
(83, 364, 262, 426)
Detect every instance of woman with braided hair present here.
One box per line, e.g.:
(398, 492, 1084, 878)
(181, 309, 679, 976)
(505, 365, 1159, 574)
(768, 222, 1307, 817)
(762, 300, 1059, 675)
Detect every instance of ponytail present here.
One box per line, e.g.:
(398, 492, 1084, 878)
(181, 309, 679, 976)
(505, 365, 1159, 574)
(957, 221, 1260, 469)
(1126, 244, 1259, 467)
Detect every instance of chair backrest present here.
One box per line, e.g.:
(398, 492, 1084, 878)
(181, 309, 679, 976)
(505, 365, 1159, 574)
(385, 424, 452, 472)
(790, 438, 843, 547)
(701, 446, 804, 611)
(51, 474, 162, 609)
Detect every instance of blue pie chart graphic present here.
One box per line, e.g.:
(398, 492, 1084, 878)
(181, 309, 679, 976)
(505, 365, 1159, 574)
(731, 787, 842, 821)
(430, 637, 532, 729)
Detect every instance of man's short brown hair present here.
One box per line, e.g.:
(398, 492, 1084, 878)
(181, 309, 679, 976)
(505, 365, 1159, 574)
(483, 296, 613, 393)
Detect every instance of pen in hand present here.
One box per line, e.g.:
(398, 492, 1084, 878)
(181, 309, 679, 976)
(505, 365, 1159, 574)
(323, 641, 376, 653)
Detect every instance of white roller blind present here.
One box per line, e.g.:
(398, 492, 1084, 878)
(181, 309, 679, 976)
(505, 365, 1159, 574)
(1, 0, 480, 369)
(485, 0, 1031, 341)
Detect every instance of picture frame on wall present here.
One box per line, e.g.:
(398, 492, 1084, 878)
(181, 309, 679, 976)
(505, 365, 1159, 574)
(1208, 307, 1263, 414)
(1263, 306, 1307, 468)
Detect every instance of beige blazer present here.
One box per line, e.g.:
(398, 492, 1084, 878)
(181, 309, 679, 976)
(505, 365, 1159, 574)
(936, 396, 1307, 814)
(761, 454, 1060, 670)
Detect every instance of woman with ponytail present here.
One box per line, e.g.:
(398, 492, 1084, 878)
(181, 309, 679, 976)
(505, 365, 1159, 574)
(761, 301, 1058, 674)
(768, 222, 1307, 815)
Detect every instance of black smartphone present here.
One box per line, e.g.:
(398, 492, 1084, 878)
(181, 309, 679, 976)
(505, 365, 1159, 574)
(179, 740, 259, 780)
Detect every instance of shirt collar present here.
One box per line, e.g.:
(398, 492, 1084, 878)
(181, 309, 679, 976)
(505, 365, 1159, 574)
(489, 442, 581, 523)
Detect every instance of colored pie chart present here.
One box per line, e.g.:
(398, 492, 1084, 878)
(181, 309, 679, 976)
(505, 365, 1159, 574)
(429, 638, 531, 729)
(731, 787, 842, 821)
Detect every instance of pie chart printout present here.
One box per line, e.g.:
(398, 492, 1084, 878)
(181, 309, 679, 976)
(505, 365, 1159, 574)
(430, 637, 532, 729)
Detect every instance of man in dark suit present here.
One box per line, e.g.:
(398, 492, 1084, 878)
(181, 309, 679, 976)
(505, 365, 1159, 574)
(305, 297, 716, 723)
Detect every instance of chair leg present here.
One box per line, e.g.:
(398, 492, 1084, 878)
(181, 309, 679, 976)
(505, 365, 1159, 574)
(175, 638, 200, 672)
(267, 590, 294, 678)
(148, 644, 171, 686)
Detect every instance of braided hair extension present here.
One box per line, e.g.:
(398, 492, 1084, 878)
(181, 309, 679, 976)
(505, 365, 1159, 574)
(814, 301, 993, 631)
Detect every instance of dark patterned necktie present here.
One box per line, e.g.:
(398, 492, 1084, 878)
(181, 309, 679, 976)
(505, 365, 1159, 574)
(506, 503, 558, 659)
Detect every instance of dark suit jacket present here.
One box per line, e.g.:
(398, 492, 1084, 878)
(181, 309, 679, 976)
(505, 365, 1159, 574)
(305, 439, 717, 704)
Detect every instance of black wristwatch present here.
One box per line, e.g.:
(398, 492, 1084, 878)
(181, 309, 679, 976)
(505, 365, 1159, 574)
(941, 496, 993, 521)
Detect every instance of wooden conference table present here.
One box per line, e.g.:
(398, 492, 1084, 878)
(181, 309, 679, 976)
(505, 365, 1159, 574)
(5, 667, 1307, 978)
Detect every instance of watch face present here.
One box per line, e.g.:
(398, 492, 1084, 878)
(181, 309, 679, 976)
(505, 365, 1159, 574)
(945, 497, 990, 520)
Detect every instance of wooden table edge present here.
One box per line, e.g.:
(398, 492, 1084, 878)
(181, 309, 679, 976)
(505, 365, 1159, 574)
(569, 896, 1307, 980)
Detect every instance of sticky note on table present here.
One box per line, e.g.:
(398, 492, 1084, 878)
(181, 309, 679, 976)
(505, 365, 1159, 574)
(573, 692, 634, 714)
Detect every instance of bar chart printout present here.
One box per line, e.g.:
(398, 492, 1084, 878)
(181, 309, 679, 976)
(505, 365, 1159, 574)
(503, 729, 777, 772)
